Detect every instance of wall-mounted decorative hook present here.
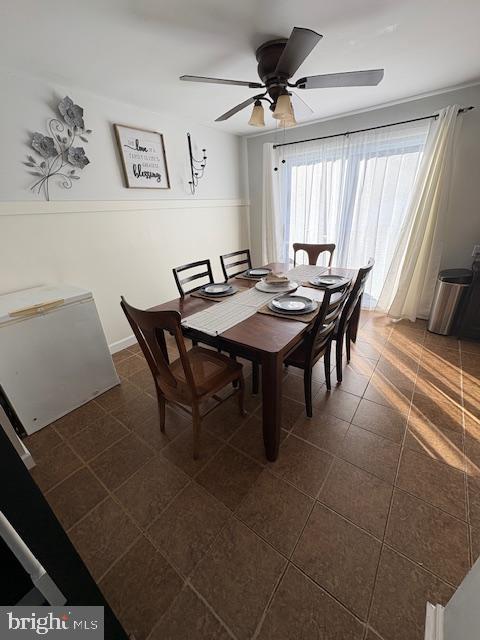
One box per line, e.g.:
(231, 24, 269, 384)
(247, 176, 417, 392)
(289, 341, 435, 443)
(187, 132, 207, 195)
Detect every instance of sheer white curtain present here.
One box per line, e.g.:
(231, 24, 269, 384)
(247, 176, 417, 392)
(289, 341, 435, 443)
(377, 105, 463, 320)
(268, 120, 430, 306)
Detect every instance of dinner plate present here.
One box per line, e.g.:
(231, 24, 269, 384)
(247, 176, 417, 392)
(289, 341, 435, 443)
(244, 268, 271, 278)
(268, 295, 317, 315)
(255, 280, 298, 293)
(309, 274, 347, 287)
(201, 283, 233, 296)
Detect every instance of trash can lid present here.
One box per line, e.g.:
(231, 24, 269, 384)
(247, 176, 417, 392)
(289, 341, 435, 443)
(439, 268, 472, 284)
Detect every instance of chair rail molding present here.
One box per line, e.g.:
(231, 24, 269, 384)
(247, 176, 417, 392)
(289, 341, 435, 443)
(0, 198, 250, 217)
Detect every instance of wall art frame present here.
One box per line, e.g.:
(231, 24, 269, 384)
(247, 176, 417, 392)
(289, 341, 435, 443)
(114, 124, 170, 189)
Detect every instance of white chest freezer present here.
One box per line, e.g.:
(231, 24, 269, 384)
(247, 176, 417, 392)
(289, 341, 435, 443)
(0, 285, 119, 435)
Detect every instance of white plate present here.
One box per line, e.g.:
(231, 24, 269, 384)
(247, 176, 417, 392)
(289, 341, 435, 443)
(202, 283, 232, 295)
(255, 280, 298, 293)
(247, 268, 271, 277)
(271, 295, 314, 312)
(309, 274, 346, 287)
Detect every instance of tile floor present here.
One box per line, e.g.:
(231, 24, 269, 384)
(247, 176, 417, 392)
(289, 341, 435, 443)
(26, 311, 480, 640)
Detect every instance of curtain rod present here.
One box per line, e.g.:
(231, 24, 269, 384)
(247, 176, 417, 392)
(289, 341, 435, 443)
(272, 106, 474, 149)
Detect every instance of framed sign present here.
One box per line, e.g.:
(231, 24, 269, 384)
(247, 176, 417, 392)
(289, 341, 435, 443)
(114, 124, 170, 189)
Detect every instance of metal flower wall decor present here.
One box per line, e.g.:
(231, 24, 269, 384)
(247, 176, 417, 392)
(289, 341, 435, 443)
(25, 96, 92, 200)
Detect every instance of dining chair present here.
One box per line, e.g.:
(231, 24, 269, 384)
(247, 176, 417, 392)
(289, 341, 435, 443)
(173, 259, 214, 297)
(293, 243, 336, 267)
(284, 282, 350, 417)
(220, 249, 252, 281)
(120, 297, 245, 459)
(333, 259, 374, 383)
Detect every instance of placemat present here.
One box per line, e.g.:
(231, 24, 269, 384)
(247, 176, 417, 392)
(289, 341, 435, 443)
(234, 273, 261, 282)
(190, 286, 246, 302)
(257, 303, 320, 324)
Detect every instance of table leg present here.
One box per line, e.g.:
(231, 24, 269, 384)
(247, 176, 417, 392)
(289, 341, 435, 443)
(261, 352, 282, 462)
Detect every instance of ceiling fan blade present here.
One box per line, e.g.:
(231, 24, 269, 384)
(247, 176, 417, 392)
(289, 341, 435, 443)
(180, 75, 264, 89)
(296, 69, 384, 89)
(215, 95, 262, 122)
(274, 27, 323, 79)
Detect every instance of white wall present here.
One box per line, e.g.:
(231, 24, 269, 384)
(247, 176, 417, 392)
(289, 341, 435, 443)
(246, 83, 480, 270)
(0, 70, 249, 347)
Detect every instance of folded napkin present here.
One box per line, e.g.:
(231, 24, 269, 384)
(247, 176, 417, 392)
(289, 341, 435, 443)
(264, 272, 290, 285)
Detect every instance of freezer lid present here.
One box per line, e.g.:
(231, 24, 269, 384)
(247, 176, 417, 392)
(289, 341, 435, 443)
(0, 285, 93, 325)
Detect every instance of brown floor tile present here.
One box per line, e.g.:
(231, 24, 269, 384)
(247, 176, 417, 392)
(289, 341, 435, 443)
(386, 490, 469, 586)
(319, 459, 392, 538)
(100, 536, 182, 640)
(131, 406, 189, 451)
(46, 467, 107, 530)
(410, 390, 463, 434)
(345, 354, 377, 377)
(396, 448, 466, 520)
(472, 527, 480, 563)
(128, 367, 156, 394)
(68, 497, 140, 580)
(468, 480, 480, 529)
(30, 443, 82, 492)
(70, 414, 128, 461)
(148, 483, 229, 575)
(461, 339, 480, 356)
(191, 518, 285, 640)
(236, 470, 313, 556)
(90, 433, 153, 491)
(420, 344, 461, 368)
(149, 586, 231, 640)
(110, 392, 158, 431)
(336, 368, 370, 397)
(95, 380, 140, 412)
(370, 546, 454, 640)
(257, 564, 364, 640)
(229, 415, 288, 463)
(53, 401, 106, 438)
(351, 338, 383, 361)
(128, 342, 142, 354)
(112, 348, 134, 364)
(425, 332, 460, 354)
(313, 387, 361, 423)
(352, 398, 407, 444)
(270, 435, 333, 497)
(282, 372, 323, 404)
(292, 413, 350, 455)
(281, 396, 307, 430)
(202, 395, 250, 441)
(404, 422, 465, 472)
(460, 352, 480, 380)
(364, 371, 413, 413)
(196, 446, 263, 510)
(374, 359, 417, 394)
(24, 425, 61, 460)
(161, 428, 223, 477)
(115, 455, 188, 528)
(463, 378, 480, 421)
(339, 425, 401, 484)
(115, 354, 147, 378)
(293, 503, 381, 619)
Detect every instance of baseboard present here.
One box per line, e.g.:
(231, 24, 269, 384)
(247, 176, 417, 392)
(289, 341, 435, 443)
(424, 603, 444, 640)
(109, 334, 137, 354)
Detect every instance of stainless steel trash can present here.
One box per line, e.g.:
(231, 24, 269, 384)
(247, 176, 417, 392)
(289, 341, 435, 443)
(428, 269, 472, 335)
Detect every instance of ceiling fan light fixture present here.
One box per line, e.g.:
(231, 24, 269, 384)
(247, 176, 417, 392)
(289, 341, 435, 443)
(273, 93, 292, 120)
(278, 102, 297, 128)
(248, 100, 265, 127)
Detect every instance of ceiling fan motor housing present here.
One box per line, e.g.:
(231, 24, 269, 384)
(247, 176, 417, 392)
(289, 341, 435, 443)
(255, 39, 290, 106)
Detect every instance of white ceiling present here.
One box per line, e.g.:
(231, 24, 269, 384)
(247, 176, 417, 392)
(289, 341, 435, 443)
(1, 0, 480, 135)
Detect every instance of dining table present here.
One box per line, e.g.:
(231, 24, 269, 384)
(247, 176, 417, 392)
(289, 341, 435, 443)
(150, 262, 357, 461)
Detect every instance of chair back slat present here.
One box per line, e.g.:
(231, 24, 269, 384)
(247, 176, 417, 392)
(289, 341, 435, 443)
(302, 282, 350, 362)
(220, 249, 252, 281)
(120, 297, 196, 401)
(173, 259, 214, 296)
(293, 243, 336, 267)
(337, 259, 375, 334)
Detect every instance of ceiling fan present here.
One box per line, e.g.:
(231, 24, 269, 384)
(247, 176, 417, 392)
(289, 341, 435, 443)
(180, 27, 384, 127)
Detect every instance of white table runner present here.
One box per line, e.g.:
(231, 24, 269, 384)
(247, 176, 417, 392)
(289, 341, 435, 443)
(181, 265, 326, 336)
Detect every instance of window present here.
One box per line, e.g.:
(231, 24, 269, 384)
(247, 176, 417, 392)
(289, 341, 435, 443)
(279, 121, 430, 306)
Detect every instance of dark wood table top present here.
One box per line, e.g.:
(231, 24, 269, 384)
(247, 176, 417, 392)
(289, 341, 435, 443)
(150, 263, 357, 355)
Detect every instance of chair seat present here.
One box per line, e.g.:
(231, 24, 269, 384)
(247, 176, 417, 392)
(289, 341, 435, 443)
(170, 346, 242, 397)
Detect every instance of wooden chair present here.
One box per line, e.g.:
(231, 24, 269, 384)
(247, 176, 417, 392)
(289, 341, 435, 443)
(120, 297, 245, 459)
(284, 282, 350, 417)
(220, 249, 252, 281)
(173, 259, 214, 297)
(333, 259, 374, 383)
(293, 243, 336, 267)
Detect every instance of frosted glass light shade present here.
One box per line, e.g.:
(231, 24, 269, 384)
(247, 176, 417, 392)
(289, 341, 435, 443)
(273, 93, 292, 119)
(248, 102, 265, 127)
(278, 103, 297, 128)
